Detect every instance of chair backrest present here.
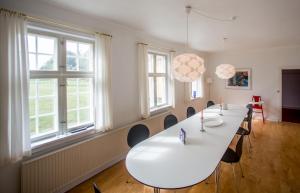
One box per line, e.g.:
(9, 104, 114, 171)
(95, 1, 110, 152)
(252, 95, 262, 109)
(127, 124, 150, 148)
(207, 100, 215, 108)
(235, 134, 245, 161)
(164, 114, 178, 129)
(93, 183, 101, 193)
(186, 107, 196, 118)
(247, 111, 253, 133)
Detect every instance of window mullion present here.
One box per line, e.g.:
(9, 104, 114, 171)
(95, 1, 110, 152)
(58, 37, 67, 135)
(153, 54, 158, 107)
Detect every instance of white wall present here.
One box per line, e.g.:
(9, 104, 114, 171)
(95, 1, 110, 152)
(207, 45, 300, 121)
(0, 0, 209, 193)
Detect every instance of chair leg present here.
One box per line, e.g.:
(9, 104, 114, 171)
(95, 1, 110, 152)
(247, 135, 253, 149)
(231, 164, 239, 193)
(239, 162, 244, 178)
(261, 108, 265, 123)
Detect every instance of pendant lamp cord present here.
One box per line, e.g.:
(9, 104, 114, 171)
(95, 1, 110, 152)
(186, 10, 189, 49)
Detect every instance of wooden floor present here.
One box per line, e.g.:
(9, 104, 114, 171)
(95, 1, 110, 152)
(67, 121, 300, 193)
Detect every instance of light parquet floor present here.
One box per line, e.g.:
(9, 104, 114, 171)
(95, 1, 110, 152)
(67, 121, 300, 193)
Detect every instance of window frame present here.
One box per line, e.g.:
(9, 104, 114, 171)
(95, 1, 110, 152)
(147, 51, 170, 112)
(28, 27, 96, 143)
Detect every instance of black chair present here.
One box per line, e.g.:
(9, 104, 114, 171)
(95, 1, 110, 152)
(243, 104, 253, 122)
(93, 183, 101, 193)
(221, 135, 245, 193)
(207, 100, 215, 108)
(164, 114, 178, 129)
(236, 107, 253, 150)
(127, 124, 150, 148)
(186, 106, 196, 118)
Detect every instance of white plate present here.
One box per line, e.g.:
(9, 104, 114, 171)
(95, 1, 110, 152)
(204, 117, 224, 127)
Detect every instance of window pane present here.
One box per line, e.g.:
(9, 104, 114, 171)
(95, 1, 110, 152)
(38, 54, 55, 70)
(79, 58, 90, 71)
(148, 54, 154, 73)
(37, 36, 55, 54)
(38, 115, 55, 134)
(79, 43, 91, 57)
(28, 35, 36, 53)
(66, 56, 78, 71)
(78, 78, 90, 93)
(67, 95, 77, 109)
(67, 79, 77, 93)
(38, 98, 54, 114)
(156, 77, 167, 105)
(67, 78, 94, 129)
(67, 110, 77, 128)
(29, 80, 36, 97)
(79, 94, 90, 108)
(156, 55, 166, 73)
(29, 79, 58, 138)
(191, 79, 202, 99)
(29, 53, 37, 70)
(191, 81, 197, 99)
(67, 41, 77, 56)
(66, 41, 93, 72)
(30, 118, 36, 136)
(148, 77, 155, 108)
(29, 99, 35, 117)
(38, 79, 55, 96)
(79, 109, 90, 123)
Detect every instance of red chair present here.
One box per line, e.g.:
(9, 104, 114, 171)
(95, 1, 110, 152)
(252, 96, 265, 123)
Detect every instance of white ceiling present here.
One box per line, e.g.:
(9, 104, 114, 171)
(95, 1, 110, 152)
(45, 0, 300, 52)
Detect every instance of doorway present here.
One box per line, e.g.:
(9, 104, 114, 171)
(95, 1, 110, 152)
(282, 69, 300, 123)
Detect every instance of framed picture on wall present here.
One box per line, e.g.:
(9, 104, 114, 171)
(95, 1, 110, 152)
(226, 68, 252, 90)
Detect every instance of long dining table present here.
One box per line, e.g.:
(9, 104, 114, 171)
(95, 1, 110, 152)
(125, 104, 248, 193)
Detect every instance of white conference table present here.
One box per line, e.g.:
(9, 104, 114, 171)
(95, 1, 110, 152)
(125, 104, 248, 192)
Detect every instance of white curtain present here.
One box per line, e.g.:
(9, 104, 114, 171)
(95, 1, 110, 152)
(95, 34, 113, 131)
(138, 43, 150, 119)
(0, 11, 31, 166)
(168, 51, 176, 108)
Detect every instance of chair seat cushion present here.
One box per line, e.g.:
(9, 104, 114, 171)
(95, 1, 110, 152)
(221, 148, 239, 163)
(236, 127, 249, 135)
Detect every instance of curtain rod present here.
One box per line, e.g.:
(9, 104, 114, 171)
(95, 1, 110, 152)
(137, 42, 176, 52)
(0, 7, 112, 37)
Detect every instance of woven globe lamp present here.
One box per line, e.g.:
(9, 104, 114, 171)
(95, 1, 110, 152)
(172, 53, 206, 82)
(215, 64, 236, 79)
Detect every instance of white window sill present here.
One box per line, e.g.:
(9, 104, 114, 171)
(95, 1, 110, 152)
(31, 127, 98, 155)
(150, 105, 172, 116)
(190, 96, 203, 101)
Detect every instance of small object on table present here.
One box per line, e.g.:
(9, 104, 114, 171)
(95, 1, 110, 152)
(219, 103, 223, 116)
(200, 111, 206, 132)
(179, 128, 186, 144)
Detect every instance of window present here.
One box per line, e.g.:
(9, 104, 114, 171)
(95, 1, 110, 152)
(191, 78, 203, 99)
(28, 29, 95, 142)
(147, 52, 170, 111)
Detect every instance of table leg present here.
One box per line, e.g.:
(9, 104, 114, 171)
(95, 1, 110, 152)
(215, 163, 221, 193)
(154, 187, 160, 193)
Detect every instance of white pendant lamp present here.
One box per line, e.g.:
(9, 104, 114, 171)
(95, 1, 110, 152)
(215, 37, 235, 79)
(172, 6, 206, 82)
(215, 63, 236, 79)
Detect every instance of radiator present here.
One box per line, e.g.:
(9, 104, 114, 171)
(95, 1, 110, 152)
(21, 129, 128, 193)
